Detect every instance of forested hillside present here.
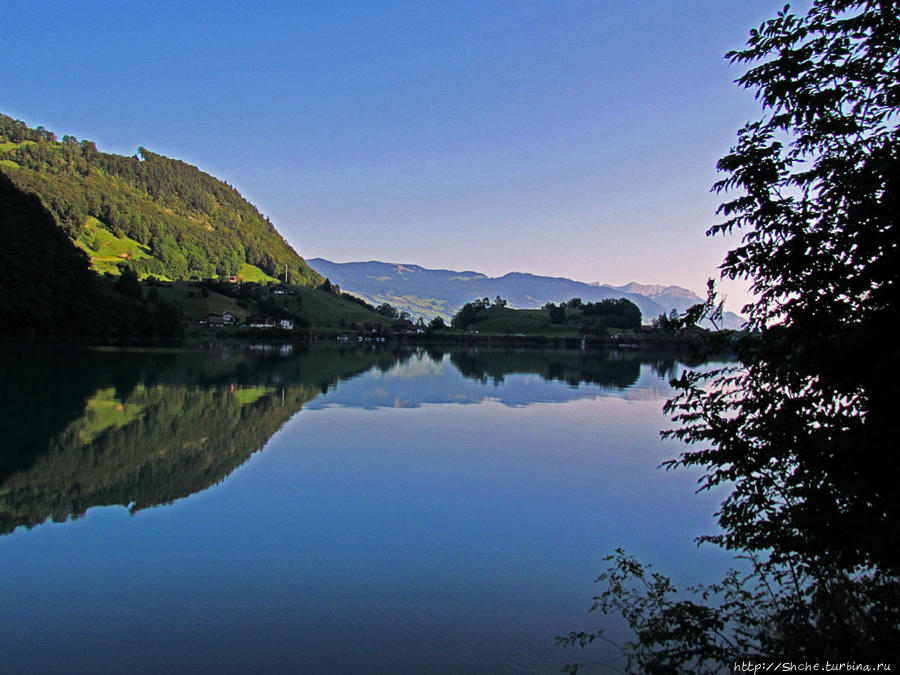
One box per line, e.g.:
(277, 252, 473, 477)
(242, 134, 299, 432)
(0, 171, 183, 338)
(0, 113, 321, 285)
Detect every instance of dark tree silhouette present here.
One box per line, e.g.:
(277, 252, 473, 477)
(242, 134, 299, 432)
(562, 1, 900, 669)
(668, 0, 900, 577)
(113, 267, 143, 300)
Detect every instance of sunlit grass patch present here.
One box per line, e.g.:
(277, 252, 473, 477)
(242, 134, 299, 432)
(236, 263, 279, 283)
(76, 387, 146, 444)
(75, 216, 154, 275)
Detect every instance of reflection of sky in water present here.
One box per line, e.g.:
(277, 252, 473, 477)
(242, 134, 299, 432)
(0, 349, 734, 674)
(308, 352, 684, 410)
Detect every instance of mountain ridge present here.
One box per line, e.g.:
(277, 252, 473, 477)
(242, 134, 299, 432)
(309, 258, 745, 328)
(600, 281, 699, 301)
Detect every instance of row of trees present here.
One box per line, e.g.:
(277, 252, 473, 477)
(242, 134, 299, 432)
(544, 298, 643, 328)
(450, 296, 642, 330)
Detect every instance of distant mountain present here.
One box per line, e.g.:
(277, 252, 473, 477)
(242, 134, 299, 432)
(308, 258, 666, 321)
(599, 282, 745, 329)
(309, 259, 745, 327)
(598, 282, 700, 312)
(0, 113, 321, 285)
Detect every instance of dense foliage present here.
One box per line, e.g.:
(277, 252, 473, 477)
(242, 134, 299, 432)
(0, 113, 322, 285)
(581, 298, 641, 329)
(0, 172, 183, 339)
(450, 297, 491, 328)
(563, 0, 900, 669)
(453, 296, 642, 332)
(670, 0, 899, 577)
(544, 301, 567, 324)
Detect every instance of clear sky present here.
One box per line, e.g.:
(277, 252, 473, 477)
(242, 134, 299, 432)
(4, 0, 797, 311)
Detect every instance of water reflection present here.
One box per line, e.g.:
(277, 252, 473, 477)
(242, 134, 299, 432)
(0, 344, 694, 536)
(0, 342, 731, 674)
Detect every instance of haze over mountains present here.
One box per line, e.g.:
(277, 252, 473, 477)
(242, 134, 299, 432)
(309, 259, 745, 328)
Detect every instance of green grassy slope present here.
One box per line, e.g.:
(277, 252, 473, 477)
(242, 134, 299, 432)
(154, 285, 252, 320)
(288, 287, 393, 329)
(0, 172, 184, 339)
(0, 113, 322, 286)
(153, 282, 393, 331)
(74, 216, 154, 276)
(469, 307, 578, 336)
(462, 306, 580, 336)
(236, 263, 279, 283)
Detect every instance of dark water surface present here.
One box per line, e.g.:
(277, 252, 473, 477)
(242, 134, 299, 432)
(0, 343, 733, 673)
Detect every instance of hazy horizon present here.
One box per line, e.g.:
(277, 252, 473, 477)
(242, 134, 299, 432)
(309, 256, 705, 296)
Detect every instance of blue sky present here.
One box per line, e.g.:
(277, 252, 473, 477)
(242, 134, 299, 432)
(4, 1, 796, 310)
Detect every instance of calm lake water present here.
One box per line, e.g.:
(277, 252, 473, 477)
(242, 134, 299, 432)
(0, 343, 734, 674)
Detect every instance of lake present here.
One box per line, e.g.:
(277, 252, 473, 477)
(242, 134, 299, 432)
(0, 343, 734, 673)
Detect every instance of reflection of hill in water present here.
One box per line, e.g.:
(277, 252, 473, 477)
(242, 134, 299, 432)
(0, 344, 702, 535)
(0, 344, 384, 534)
(0, 383, 321, 533)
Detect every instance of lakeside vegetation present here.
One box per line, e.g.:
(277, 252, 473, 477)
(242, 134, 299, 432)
(1, 0, 895, 669)
(0, 131, 398, 340)
(449, 296, 643, 336)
